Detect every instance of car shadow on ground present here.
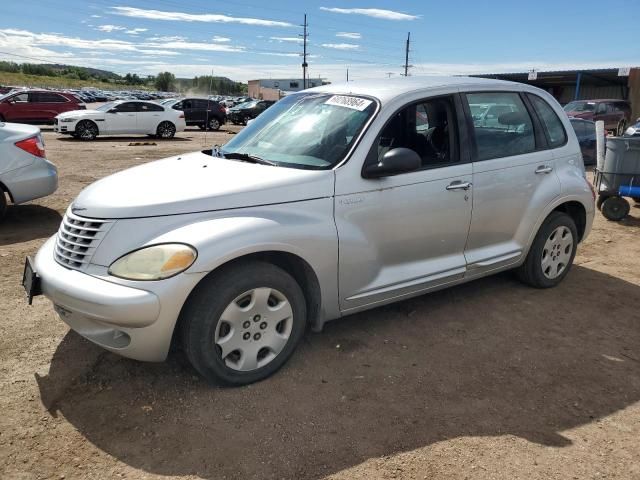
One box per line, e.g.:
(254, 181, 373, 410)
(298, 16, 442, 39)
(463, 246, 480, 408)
(36, 266, 640, 479)
(57, 136, 191, 143)
(0, 204, 61, 246)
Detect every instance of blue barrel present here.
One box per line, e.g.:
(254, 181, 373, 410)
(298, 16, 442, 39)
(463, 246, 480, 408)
(619, 185, 640, 197)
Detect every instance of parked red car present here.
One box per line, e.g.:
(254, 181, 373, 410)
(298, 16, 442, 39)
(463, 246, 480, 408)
(0, 90, 85, 124)
(563, 99, 631, 136)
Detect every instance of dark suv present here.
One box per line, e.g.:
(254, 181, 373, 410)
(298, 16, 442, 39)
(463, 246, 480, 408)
(563, 99, 631, 136)
(227, 100, 275, 125)
(170, 98, 226, 131)
(0, 90, 85, 124)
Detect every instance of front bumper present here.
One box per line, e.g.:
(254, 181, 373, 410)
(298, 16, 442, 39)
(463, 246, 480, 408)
(34, 237, 193, 361)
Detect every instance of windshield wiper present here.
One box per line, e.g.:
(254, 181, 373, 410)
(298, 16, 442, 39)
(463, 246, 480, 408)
(221, 152, 278, 166)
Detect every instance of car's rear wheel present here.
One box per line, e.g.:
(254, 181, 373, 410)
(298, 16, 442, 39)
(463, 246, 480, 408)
(0, 114, 5, 122)
(207, 117, 221, 131)
(75, 120, 98, 140)
(180, 261, 307, 386)
(601, 195, 629, 221)
(156, 121, 176, 139)
(517, 211, 578, 288)
(617, 119, 627, 137)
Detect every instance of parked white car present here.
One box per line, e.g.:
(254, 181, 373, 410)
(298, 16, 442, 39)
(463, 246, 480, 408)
(27, 77, 594, 385)
(0, 121, 57, 220)
(54, 100, 186, 140)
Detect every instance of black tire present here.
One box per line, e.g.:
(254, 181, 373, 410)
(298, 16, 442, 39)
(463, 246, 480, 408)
(180, 261, 307, 386)
(617, 119, 627, 137)
(156, 121, 176, 139)
(241, 116, 248, 126)
(0, 190, 7, 221)
(75, 120, 98, 140)
(601, 196, 629, 221)
(516, 211, 578, 288)
(207, 117, 221, 131)
(0, 114, 5, 122)
(596, 195, 608, 211)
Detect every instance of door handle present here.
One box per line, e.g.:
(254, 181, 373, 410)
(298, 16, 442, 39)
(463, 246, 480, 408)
(535, 165, 553, 174)
(127, 114, 135, 117)
(446, 181, 472, 191)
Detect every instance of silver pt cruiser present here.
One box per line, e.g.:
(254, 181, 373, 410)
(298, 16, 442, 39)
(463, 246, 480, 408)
(25, 77, 595, 385)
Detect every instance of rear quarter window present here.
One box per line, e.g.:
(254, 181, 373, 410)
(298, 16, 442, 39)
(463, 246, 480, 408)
(528, 94, 567, 148)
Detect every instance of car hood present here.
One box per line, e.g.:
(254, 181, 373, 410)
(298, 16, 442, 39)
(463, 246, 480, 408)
(56, 109, 104, 119)
(71, 151, 335, 219)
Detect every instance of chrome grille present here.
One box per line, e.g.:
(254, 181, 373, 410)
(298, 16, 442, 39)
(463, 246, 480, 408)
(54, 209, 113, 270)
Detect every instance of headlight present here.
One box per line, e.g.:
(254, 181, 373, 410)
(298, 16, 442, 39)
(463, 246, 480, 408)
(108, 244, 197, 280)
(60, 118, 77, 122)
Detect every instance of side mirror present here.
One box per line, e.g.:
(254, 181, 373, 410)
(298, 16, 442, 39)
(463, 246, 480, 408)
(363, 147, 421, 178)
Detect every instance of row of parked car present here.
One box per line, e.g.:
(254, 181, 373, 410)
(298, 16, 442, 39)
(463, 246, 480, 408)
(0, 87, 277, 138)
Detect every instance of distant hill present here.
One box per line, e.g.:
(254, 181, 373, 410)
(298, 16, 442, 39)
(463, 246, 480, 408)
(45, 64, 121, 80)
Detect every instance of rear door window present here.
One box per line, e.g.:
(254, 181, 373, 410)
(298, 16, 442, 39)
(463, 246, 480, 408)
(137, 102, 163, 112)
(32, 92, 68, 103)
(114, 102, 138, 113)
(465, 92, 535, 160)
(528, 94, 567, 148)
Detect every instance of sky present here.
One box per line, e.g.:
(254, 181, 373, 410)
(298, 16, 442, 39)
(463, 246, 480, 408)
(0, 0, 638, 83)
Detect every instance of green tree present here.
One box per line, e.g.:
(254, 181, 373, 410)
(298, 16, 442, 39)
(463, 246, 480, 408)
(154, 71, 175, 91)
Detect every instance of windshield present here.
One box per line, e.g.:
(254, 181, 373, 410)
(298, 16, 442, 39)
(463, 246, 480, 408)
(96, 101, 118, 112)
(564, 101, 595, 112)
(220, 93, 377, 169)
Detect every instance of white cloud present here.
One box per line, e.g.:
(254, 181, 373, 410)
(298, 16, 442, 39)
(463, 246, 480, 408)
(212, 35, 231, 42)
(96, 25, 126, 33)
(336, 32, 361, 39)
(142, 40, 244, 53)
(125, 28, 148, 35)
(111, 6, 294, 27)
(259, 52, 300, 57)
(270, 36, 302, 43)
(319, 7, 419, 21)
(90, 15, 102, 18)
(0, 28, 242, 60)
(147, 35, 186, 42)
(321, 43, 360, 50)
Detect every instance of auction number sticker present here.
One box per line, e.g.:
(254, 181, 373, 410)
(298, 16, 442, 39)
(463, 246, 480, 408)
(325, 95, 373, 111)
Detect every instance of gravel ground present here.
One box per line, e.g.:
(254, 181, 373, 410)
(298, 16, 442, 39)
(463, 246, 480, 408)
(1, 122, 639, 480)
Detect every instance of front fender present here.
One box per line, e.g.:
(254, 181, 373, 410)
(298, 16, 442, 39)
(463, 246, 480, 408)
(91, 199, 341, 322)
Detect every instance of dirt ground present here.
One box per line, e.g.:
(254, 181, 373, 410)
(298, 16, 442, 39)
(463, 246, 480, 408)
(1, 122, 640, 480)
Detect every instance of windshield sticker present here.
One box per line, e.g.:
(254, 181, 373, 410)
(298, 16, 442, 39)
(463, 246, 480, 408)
(324, 95, 373, 111)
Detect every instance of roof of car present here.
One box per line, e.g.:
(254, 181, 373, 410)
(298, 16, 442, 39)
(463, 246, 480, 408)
(308, 76, 523, 103)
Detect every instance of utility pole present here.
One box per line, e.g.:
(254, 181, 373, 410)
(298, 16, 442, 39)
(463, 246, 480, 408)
(386, 72, 394, 78)
(402, 32, 411, 76)
(300, 14, 309, 89)
(346, 67, 349, 82)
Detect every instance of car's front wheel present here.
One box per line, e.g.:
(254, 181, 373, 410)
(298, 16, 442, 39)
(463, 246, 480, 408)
(617, 119, 627, 137)
(75, 120, 98, 140)
(517, 211, 578, 288)
(156, 121, 176, 139)
(180, 261, 307, 386)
